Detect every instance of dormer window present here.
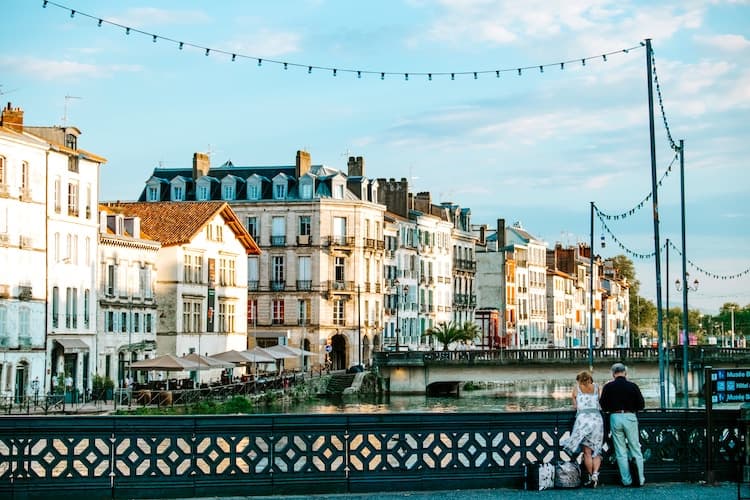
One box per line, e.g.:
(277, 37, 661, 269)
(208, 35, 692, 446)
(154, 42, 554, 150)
(65, 133, 77, 150)
(221, 177, 237, 201)
(299, 177, 313, 199)
(197, 184, 210, 201)
(172, 185, 184, 201)
(147, 185, 159, 202)
(333, 183, 344, 199)
(247, 176, 262, 200)
(274, 183, 287, 199)
(222, 185, 234, 200)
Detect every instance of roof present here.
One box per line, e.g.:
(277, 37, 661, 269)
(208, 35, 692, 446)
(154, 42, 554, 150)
(104, 201, 260, 254)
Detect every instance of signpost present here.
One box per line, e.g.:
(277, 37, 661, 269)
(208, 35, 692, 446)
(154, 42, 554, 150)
(707, 366, 750, 485)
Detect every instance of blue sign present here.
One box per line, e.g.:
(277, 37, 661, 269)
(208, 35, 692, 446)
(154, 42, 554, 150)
(711, 369, 750, 404)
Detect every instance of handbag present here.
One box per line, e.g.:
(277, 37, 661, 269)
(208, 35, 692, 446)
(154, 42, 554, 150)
(554, 460, 581, 488)
(525, 462, 555, 490)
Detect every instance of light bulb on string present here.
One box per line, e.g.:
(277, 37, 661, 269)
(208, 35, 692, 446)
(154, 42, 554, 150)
(517, 68, 522, 76)
(97, 19, 102, 27)
(179, 42, 184, 50)
(70, 10, 75, 18)
(125, 27, 130, 35)
(153, 35, 157, 43)
(231, 54, 236, 62)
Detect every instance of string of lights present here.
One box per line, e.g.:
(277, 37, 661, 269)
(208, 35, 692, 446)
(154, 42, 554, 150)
(595, 152, 679, 221)
(42, 0, 645, 81)
(596, 207, 662, 260)
(651, 48, 679, 152)
(667, 240, 750, 281)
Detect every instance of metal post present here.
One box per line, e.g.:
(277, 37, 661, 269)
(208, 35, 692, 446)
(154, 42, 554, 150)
(665, 238, 670, 407)
(679, 139, 689, 408)
(588, 201, 594, 372)
(645, 39, 666, 409)
(395, 280, 401, 351)
(357, 284, 361, 366)
(731, 306, 736, 348)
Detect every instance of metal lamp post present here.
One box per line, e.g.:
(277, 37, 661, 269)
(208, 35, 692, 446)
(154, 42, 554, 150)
(675, 275, 698, 407)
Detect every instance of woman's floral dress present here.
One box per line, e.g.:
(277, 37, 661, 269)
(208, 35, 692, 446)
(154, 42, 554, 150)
(561, 383, 604, 456)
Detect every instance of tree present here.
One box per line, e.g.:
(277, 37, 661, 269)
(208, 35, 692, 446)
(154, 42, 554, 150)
(610, 255, 644, 342)
(459, 321, 481, 345)
(426, 322, 474, 351)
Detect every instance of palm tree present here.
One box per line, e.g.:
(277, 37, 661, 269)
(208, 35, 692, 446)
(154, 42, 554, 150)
(426, 321, 474, 351)
(459, 321, 481, 347)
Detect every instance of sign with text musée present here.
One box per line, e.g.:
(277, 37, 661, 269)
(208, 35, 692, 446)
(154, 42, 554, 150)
(711, 368, 750, 403)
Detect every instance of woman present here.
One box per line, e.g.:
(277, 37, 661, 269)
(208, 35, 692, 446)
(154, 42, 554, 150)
(561, 370, 604, 487)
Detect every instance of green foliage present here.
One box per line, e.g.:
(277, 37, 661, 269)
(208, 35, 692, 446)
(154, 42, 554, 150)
(223, 396, 254, 413)
(426, 321, 475, 350)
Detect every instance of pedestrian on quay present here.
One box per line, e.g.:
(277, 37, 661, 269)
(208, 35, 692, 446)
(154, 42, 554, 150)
(560, 370, 603, 488)
(599, 362, 646, 487)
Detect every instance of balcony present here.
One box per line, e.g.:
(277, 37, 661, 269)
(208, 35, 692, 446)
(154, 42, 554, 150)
(0, 284, 9, 298)
(296, 280, 312, 291)
(271, 235, 286, 247)
(18, 285, 32, 301)
(328, 280, 354, 293)
(0, 233, 8, 246)
(0, 184, 8, 197)
(326, 236, 355, 248)
(364, 238, 385, 250)
(18, 336, 32, 348)
(68, 205, 79, 217)
(453, 258, 477, 272)
(19, 236, 32, 249)
(19, 188, 31, 202)
(270, 280, 286, 292)
(248, 280, 259, 292)
(297, 234, 311, 246)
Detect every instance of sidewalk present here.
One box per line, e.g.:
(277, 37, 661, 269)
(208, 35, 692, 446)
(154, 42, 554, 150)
(174, 482, 738, 500)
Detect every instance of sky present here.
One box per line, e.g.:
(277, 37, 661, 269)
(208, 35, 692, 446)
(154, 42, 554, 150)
(1, 0, 748, 315)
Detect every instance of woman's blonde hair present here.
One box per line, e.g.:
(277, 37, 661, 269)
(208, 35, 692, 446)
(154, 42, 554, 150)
(576, 370, 593, 384)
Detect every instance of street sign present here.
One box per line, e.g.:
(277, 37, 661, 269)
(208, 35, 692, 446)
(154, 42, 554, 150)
(710, 368, 750, 403)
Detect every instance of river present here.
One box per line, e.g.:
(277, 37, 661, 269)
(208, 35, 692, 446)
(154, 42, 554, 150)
(258, 378, 710, 414)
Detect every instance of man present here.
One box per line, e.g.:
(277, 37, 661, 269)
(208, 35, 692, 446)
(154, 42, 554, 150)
(599, 362, 646, 487)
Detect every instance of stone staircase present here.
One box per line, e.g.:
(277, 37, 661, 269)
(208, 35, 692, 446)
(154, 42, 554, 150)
(324, 373, 356, 395)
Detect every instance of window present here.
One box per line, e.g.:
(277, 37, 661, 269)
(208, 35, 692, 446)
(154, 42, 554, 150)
(222, 183, 235, 200)
(273, 182, 287, 200)
(0, 306, 5, 338)
(335, 256, 345, 282)
(172, 185, 184, 201)
(300, 179, 313, 199)
(298, 299, 310, 325)
(54, 177, 61, 213)
(147, 185, 159, 202)
(107, 264, 116, 295)
(183, 300, 202, 333)
(333, 183, 344, 199)
(0, 156, 5, 186)
(145, 313, 153, 333)
(106, 311, 114, 332)
(247, 298, 257, 325)
(86, 184, 92, 218)
(121, 312, 127, 332)
(247, 182, 260, 200)
(83, 289, 90, 328)
(219, 257, 236, 286)
(18, 307, 29, 339)
(272, 299, 285, 325)
(133, 312, 140, 333)
(297, 256, 311, 291)
(248, 256, 259, 290)
(271, 216, 285, 246)
(85, 237, 91, 265)
(333, 216, 347, 244)
(197, 184, 210, 201)
(333, 299, 345, 325)
(298, 215, 311, 236)
(218, 302, 235, 332)
(184, 254, 203, 283)
(52, 287, 59, 328)
(67, 182, 79, 216)
(271, 256, 285, 291)
(21, 161, 29, 196)
(246, 216, 258, 239)
(65, 287, 74, 328)
(65, 133, 77, 150)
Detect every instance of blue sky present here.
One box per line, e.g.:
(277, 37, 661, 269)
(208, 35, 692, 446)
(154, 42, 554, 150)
(2, 0, 748, 314)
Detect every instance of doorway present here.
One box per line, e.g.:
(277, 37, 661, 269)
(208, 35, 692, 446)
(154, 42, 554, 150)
(331, 333, 347, 370)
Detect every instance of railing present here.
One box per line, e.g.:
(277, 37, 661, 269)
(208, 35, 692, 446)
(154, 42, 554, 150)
(374, 347, 750, 366)
(0, 409, 741, 498)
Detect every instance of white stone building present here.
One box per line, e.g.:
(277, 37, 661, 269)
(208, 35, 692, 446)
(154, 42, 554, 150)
(108, 201, 259, 383)
(0, 105, 48, 399)
(97, 205, 160, 387)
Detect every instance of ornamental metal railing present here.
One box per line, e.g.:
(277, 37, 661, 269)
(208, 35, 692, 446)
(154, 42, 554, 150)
(0, 409, 741, 498)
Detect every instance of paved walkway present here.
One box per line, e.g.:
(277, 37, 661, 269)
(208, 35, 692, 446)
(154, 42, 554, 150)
(172, 482, 739, 500)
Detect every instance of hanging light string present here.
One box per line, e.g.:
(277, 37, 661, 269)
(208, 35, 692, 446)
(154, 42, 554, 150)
(41, 1, 644, 81)
(594, 151, 679, 221)
(651, 47, 679, 152)
(595, 206, 664, 260)
(667, 239, 750, 281)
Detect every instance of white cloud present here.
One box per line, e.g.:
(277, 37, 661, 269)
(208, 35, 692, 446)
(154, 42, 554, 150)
(695, 34, 750, 52)
(227, 30, 301, 58)
(111, 8, 210, 28)
(0, 56, 141, 81)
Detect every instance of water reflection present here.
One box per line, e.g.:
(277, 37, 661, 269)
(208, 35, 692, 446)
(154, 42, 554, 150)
(262, 379, 708, 414)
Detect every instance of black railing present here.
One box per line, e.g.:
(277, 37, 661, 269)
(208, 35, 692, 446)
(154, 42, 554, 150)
(0, 409, 741, 498)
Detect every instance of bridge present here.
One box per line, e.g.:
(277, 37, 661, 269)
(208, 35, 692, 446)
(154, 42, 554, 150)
(373, 347, 750, 395)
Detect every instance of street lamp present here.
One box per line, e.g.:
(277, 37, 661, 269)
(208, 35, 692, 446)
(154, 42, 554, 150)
(675, 275, 698, 408)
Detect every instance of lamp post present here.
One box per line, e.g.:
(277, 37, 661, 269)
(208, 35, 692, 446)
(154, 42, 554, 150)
(675, 275, 698, 407)
(394, 279, 401, 351)
(730, 306, 736, 348)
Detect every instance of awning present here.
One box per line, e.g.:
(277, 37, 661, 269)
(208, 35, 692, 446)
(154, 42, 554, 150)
(54, 338, 89, 353)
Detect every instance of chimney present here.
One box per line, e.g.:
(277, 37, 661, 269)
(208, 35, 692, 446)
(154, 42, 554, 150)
(1, 102, 24, 133)
(347, 156, 365, 177)
(192, 152, 210, 181)
(296, 150, 311, 178)
(497, 219, 506, 249)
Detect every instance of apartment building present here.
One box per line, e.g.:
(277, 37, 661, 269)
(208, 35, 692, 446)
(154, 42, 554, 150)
(105, 202, 258, 382)
(601, 259, 630, 347)
(139, 152, 384, 370)
(97, 205, 160, 386)
(0, 106, 48, 399)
